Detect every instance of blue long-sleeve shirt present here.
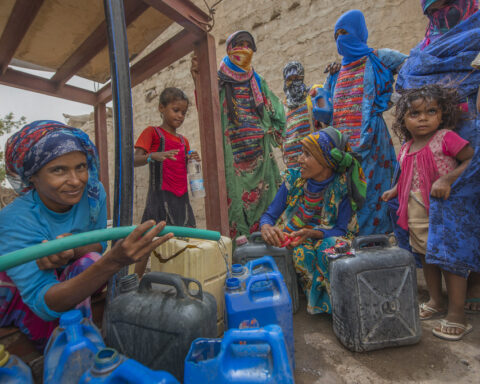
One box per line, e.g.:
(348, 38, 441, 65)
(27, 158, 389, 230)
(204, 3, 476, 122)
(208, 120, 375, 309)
(259, 175, 352, 238)
(0, 187, 107, 321)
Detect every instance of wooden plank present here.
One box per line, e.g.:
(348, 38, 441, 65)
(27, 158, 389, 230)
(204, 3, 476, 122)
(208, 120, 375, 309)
(51, 0, 148, 88)
(96, 29, 197, 104)
(0, 67, 97, 105)
(143, 0, 210, 34)
(0, 0, 44, 75)
(194, 34, 229, 235)
(94, 103, 111, 219)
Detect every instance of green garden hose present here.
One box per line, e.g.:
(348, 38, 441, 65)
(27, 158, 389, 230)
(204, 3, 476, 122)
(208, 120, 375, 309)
(0, 226, 221, 272)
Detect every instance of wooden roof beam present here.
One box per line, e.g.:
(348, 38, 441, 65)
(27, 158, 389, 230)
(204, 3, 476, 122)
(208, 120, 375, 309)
(96, 28, 197, 104)
(142, 0, 210, 34)
(0, 68, 97, 105)
(0, 0, 44, 75)
(51, 0, 149, 88)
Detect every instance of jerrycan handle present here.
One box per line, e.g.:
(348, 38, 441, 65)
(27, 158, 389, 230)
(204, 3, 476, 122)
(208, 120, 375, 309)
(139, 272, 203, 300)
(222, 325, 292, 376)
(249, 232, 263, 243)
(247, 256, 279, 273)
(246, 273, 279, 294)
(352, 235, 390, 251)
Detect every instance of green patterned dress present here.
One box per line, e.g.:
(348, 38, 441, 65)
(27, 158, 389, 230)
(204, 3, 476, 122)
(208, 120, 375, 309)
(219, 75, 286, 239)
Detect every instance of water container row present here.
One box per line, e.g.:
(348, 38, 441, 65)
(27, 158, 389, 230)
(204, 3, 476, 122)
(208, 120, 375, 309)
(43, 308, 179, 384)
(184, 325, 294, 384)
(225, 256, 295, 369)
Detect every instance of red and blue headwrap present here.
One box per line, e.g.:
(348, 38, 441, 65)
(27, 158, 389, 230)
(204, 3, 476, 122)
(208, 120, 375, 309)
(5, 120, 101, 223)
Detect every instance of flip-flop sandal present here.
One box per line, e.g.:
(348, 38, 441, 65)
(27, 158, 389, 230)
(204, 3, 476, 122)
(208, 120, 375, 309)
(419, 302, 446, 321)
(464, 298, 480, 314)
(432, 319, 473, 341)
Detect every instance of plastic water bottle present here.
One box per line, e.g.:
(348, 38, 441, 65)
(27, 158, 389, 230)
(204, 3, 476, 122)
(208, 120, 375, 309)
(0, 344, 34, 383)
(187, 151, 206, 198)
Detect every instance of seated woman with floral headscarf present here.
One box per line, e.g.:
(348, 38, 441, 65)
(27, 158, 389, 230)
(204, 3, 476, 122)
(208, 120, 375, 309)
(0, 120, 172, 349)
(260, 127, 366, 314)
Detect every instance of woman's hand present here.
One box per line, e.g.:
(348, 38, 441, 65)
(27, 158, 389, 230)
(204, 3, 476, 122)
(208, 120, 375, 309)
(150, 150, 179, 162)
(261, 224, 284, 247)
(324, 62, 341, 75)
(289, 228, 324, 247)
(37, 233, 74, 270)
(430, 177, 452, 200)
(382, 186, 398, 202)
(190, 55, 199, 83)
(105, 221, 173, 269)
(187, 150, 201, 162)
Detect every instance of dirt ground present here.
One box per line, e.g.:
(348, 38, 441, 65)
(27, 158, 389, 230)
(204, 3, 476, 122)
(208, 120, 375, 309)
(293, 271, 480, 384)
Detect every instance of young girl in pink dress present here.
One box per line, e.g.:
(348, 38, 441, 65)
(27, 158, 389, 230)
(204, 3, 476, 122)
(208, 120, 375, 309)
(383, 84, 475, 341)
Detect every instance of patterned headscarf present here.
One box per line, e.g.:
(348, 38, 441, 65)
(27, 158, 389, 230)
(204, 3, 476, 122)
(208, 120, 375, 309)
(218, 31, 264, 125)
(301, 127, 366, 210)
(5, 120, 102, 223)
(283, 61, 308, 108)
(421, 0, 478, 48)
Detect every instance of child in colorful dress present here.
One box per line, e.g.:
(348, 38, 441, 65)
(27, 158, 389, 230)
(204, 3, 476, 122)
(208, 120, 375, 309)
(382, 84, 475, 341)
(134, 87, 199, 276)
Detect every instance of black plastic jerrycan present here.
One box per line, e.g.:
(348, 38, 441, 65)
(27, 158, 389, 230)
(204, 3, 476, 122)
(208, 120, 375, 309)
(104, 272, 217, 382)
(233, 232, 300, 313)
(328, 235, 421, 352)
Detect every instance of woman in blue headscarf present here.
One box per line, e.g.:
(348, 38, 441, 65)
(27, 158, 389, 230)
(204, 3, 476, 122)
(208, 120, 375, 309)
(396, 0, 480, 330)
(0, 120, 172, 349)
(325, 10, 407, 236)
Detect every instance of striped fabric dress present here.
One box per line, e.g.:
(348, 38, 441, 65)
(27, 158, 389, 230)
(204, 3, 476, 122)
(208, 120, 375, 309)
(283, 102, 312, 168)
(332, 57, 367, 148)
(227, 85, 265, 169)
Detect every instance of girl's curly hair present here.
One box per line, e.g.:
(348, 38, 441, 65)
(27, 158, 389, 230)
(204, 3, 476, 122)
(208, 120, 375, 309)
(392, 84, 463, 142)
(159, 87, 189, 107)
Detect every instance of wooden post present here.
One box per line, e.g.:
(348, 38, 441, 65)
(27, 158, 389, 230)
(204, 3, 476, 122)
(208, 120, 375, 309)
(94, 102, 111, 218)
(194, 34, 229, 236)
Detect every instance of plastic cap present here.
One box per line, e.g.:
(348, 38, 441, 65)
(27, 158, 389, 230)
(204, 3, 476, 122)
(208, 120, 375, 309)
(226, 277, 240, 290)
(0, 345, 10, 367)
(232, 264, 245, 275)
(235, 235, 248, 246)
(59, 309, 82, 327)
(119, 274, 139, 293)
(94, 348, 121, 371)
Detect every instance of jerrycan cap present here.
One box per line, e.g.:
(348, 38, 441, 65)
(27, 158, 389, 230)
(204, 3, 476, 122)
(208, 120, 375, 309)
(235, 235, 248, 246)
(94, 348, 121, 371)
(232, 264, 245, 276)
(59, 309, 82, 327)
(226, 277, 240, 290)
(0, 345, 10, 367)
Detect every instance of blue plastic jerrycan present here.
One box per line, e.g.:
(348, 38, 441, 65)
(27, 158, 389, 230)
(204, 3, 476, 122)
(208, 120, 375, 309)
(43, 309, 105, 384)
(231, 256, 280, 288)
(224, 271, 294, 369)
(79, 348, 179, 384)
(184, 324, 294, 384)
(0, 344, 33, 383)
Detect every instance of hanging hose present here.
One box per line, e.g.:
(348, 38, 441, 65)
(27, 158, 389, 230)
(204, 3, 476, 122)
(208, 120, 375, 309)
(0, 226, 221, 272)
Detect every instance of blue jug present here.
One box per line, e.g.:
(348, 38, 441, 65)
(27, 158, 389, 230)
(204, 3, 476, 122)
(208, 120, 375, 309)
(43, 309, 105, 384)
(184, 325, 294, 384)
(0, 344, 33, 383)
(231, 256, 279, 288)
(79, 348, 179, 384)
(224, 272, 295, 368)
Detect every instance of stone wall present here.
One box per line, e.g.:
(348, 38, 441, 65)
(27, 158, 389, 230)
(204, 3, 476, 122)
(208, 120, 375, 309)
(83, 0, 429, 227)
